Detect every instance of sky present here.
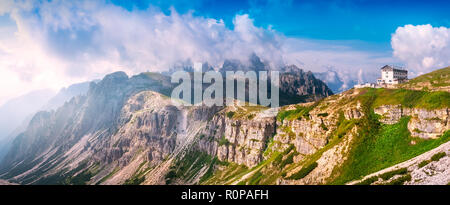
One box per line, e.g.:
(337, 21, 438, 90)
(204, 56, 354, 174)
(0, 0, 449, 105)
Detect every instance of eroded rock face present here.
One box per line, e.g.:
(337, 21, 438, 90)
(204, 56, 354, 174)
(274, 117, 329, 156)
(374, 105, 449, 139)
(343, 102, 364, 120)
(197, 110, 276, 168)
(374, 104, 404, 124)
(104, 92, 179, 166)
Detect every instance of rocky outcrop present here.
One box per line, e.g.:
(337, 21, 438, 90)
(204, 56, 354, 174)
(343, 102, 364, 120)
(280, 65, 333, 99)
(374, 104, 404, 124)
(197, 107, 277, 168)
(374, 105, 449, 139)
(274, 117, 329, 157)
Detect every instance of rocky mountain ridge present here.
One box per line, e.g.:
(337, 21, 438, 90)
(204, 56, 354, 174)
(0, 66, 448, 185)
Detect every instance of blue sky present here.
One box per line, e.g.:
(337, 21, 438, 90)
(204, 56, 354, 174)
(0, 0, 449, 104)
(110, 0, 450, 48)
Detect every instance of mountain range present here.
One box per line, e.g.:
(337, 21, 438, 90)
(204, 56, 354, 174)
(0, 61, 448, 185)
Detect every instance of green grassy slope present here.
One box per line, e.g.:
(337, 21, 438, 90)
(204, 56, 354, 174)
(331, 88, 449, 184)
(399, 66, 450, 91)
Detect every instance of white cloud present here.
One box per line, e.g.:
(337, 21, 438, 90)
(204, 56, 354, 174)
(392, 24, 450, 75)
(0, 0, 286, 104)
(0, 0, 400, 105)
(281, 38, 398, 88)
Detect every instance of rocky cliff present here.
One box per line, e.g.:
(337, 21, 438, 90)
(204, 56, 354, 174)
(196, 105, 277, 168)
(0, 68, 448, 186)
(197, 88, 449, 185)
(374, 105, 449, 139)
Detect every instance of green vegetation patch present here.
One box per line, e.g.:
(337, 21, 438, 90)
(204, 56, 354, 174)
(225, 103, 269, 119)
(331, 89, 450, 184)
(287, 162, 318, 180)
(363, 88, 450, 110)
(431, 152, 446, 161)
(226, 111, 235, 118)
(379, 168, 408, 180)
(124, 161, 148, 185)
(418, 152, 447, 168)
(97, 167, 119, 185)
(356, 175, 379, 185)
(218, 136, 231, 146)
(318, 113, 329, 117)
(384, 174, 411, 185)
(166, 150, 221, 184)
(277, 104, 316, 122)
(402, 66, 450, 88)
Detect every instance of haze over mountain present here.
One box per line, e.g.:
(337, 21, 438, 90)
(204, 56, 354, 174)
(0, 90, 56, 141)
(0, 81, 93, 163)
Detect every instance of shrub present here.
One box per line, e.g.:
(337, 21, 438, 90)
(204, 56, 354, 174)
(280, 153, 294, 168)
(418, 160, 430, 168)
(318, 113, 329, 117)
(165, 170, 176, 184)
(418, 152, 446, 168)
(320, 122, 328, 131)
(431, 152, 446, 161)
(379, 168, 408, 180)
(218, 136, 231, 146)
(356, 176, 379, 185)
(287, 162, 318, 180)
(384, 174, 411, 185)
(226, 111, 235, 118)
(124, 176, 145, 185)
(248, 171, 264, 185)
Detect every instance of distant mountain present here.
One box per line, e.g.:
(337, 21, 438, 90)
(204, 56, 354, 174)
(279, 65, 333, 103)
(0, 90, 55, 141)
(42, 81, 96, 111)
(218, 55, 333, 104)
(166, 55, 334, 105)
(314, 70, 358, 93)
(0, 90, 55, 163)
(0, 81, 93, 163)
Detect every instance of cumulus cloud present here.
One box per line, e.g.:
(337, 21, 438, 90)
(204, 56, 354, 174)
(392, 24, 450, 75)
(0, 0, 285, 104)
(0, 0, 400, 104)
(281, 38, 397, 89)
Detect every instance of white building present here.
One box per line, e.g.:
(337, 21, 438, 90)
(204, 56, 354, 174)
(354, 83, 378, 89)
(376, 65, 408, 85)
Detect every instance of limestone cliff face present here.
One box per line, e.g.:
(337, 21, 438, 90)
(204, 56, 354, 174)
(197, 107, 277, 168)
(274, 115, 329, 157)
(374, 105, 449, 139)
